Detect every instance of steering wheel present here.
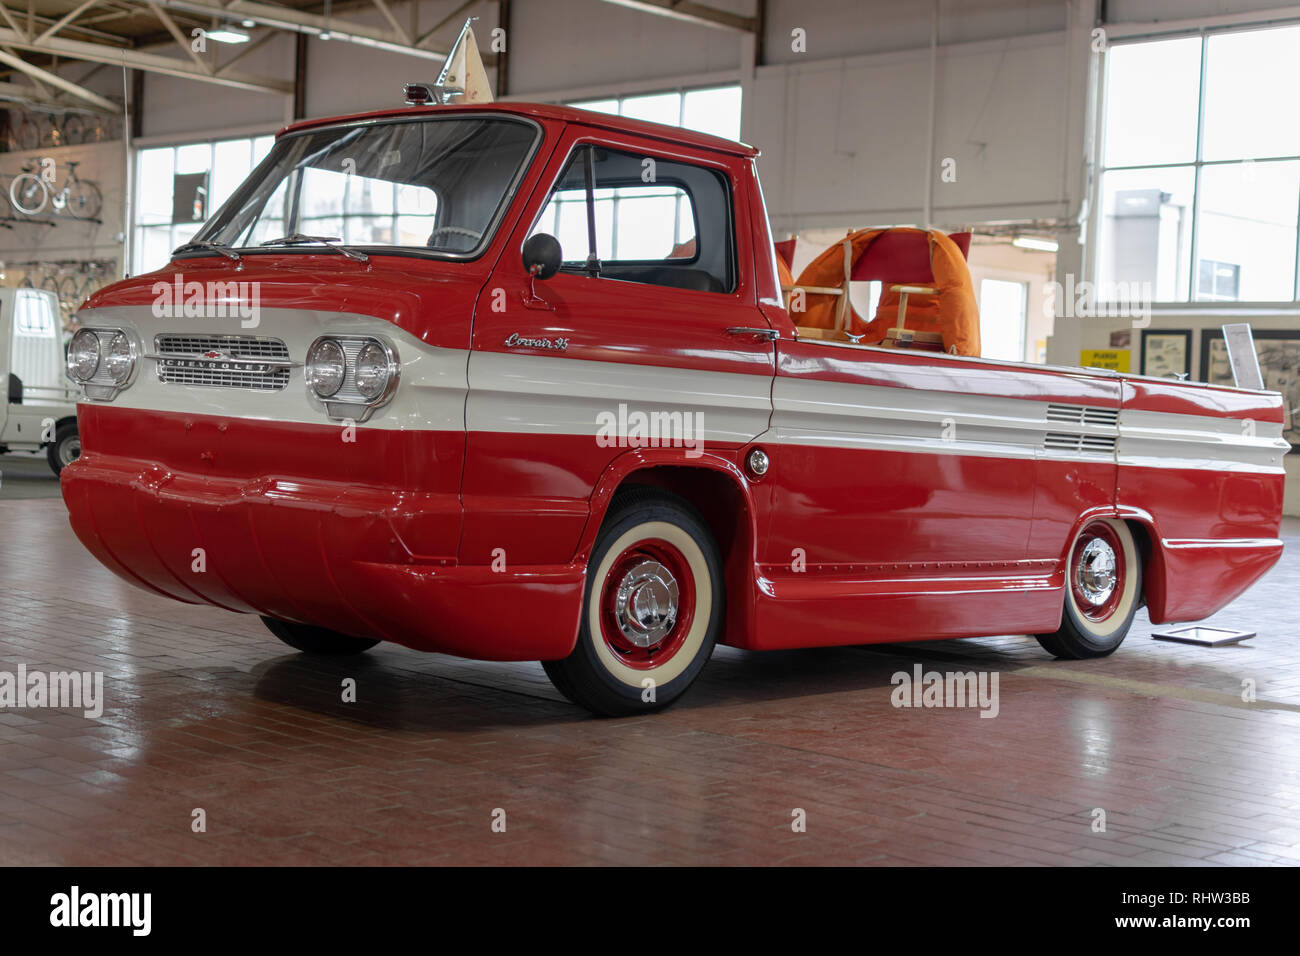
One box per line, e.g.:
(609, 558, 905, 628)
(427, 225, 483, 247)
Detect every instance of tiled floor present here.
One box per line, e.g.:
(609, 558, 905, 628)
(0, 455, 62, 501)
(1, 496, 1298, 865)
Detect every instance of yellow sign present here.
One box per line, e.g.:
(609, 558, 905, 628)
(1080, 349, 1131, 372)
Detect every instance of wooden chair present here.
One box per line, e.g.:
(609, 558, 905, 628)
(851, 230, 971, 350)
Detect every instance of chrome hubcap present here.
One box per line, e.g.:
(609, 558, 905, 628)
(613, 559, 679, 647)
(60, 437, 82, 466)
(1076, 537, 1117, 606)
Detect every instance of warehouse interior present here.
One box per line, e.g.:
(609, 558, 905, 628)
(0, 0, 1298, 870)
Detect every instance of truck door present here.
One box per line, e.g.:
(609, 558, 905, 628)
(462, 129, 774, 567)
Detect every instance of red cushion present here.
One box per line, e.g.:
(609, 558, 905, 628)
(774, 237, 797, 270)
(849, 231, 970, 283)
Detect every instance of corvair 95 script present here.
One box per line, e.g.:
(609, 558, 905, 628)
(60, 93, 1289, 716)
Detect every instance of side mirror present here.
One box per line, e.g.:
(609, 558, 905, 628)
(522, 233, 562, 280)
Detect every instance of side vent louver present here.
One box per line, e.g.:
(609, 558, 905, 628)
(1044, 432, 1118, 454)
(1043, 404, 1119, 455)
(1046, 403, 1119, 427)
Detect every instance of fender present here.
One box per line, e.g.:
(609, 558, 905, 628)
(578, 445, 765, 649)
(578, 445, 756, 558)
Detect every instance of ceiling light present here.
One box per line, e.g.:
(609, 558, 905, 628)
(240, 18, 256, 28)
(208, 25, 251, 44)
(1012, 236, 1059, 253)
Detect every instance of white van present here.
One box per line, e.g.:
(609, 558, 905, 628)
(0, 288, 79, 475)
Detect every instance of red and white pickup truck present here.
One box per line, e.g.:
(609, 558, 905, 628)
(60, 99, 1289, 715)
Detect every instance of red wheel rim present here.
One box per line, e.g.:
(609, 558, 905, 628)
(1070, 521, 1125, 622)
(598, 538, 696, 670)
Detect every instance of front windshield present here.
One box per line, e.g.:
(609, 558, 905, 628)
(193, 116, 539, 257)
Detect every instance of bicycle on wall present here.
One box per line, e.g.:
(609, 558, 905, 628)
(4, 109, 119, 153)
(8, 160, 102, 219)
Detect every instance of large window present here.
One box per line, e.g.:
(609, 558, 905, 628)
(568, 86, 742, 143)
(134, 134, 275, 274)
(1097, 25, 1300, 303)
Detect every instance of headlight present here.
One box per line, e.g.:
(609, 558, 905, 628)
(67, 328, 101, 382)
(306, 338, 346, 398)
(353, 341, 393, 401)
(105, 332, 135, 385)
(305, 334, 399, 423)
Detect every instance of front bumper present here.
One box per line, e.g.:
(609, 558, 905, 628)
(61, 437, 585, 662)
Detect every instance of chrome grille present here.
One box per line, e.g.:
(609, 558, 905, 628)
(152, 333, 291, 391)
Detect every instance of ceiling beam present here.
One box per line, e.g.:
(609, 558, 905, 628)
(599, 0, 758, 33)
(156, 0, 448, 61)
(213, 25, 275, 74)
(34, 0, 100, 45)
(369, 0, 409, 45)
(414, 0, 478, 50)
(0, 25, 291, 93)
(145, 0, 210, 74)
(0, 3, 154, 45)
(0, 4, 26, 41)
(0, 45, 117, 110)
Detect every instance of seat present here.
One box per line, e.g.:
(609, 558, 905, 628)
(789, 228, 978, 356)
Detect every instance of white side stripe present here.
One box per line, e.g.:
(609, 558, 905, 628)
(75, 305, 1288, 473)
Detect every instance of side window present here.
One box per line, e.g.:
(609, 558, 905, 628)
(529, 145, 735, 293)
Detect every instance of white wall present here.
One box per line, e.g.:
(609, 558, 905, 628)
(0, 141, 127, 284)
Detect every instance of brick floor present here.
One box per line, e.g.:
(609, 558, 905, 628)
(1, 496, 1298, 865)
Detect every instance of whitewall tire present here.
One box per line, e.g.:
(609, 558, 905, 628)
(543, 488, 723, 716)
(1036, 517, 1142, 659)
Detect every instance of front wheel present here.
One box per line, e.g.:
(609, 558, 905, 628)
(261, 616, 380, 655)
(1036, 518, 1142, 659)
(9, 173, 48, 216)
(543, 488, 723, 716)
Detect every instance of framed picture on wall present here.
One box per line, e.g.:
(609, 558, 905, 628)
(1140, 330, 1191, 378)
(1199, 328, 1300, 450)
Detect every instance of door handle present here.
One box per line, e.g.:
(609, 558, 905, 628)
(726, 327, 778, 341)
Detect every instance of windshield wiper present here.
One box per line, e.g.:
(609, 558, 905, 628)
(173, 240, 241, 262)
(259, 233, 369, 262)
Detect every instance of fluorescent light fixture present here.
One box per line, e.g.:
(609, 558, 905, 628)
(208, 25, 251, 44)
(1012, 236, 1059, 253)
(240, 18, 256, 28)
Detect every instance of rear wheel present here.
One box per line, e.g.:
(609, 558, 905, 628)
(1036, 518, 1142, 659)
(64, 179, 102, 220)
(543, 488, 723, 716)
(261, 616, 380, 655)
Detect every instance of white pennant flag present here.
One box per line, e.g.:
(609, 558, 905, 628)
(436, 19, 494, 104)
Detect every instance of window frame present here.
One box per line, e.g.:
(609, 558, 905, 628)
(1090, 21, 1300, 307)
(527, 139, 738, 295)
